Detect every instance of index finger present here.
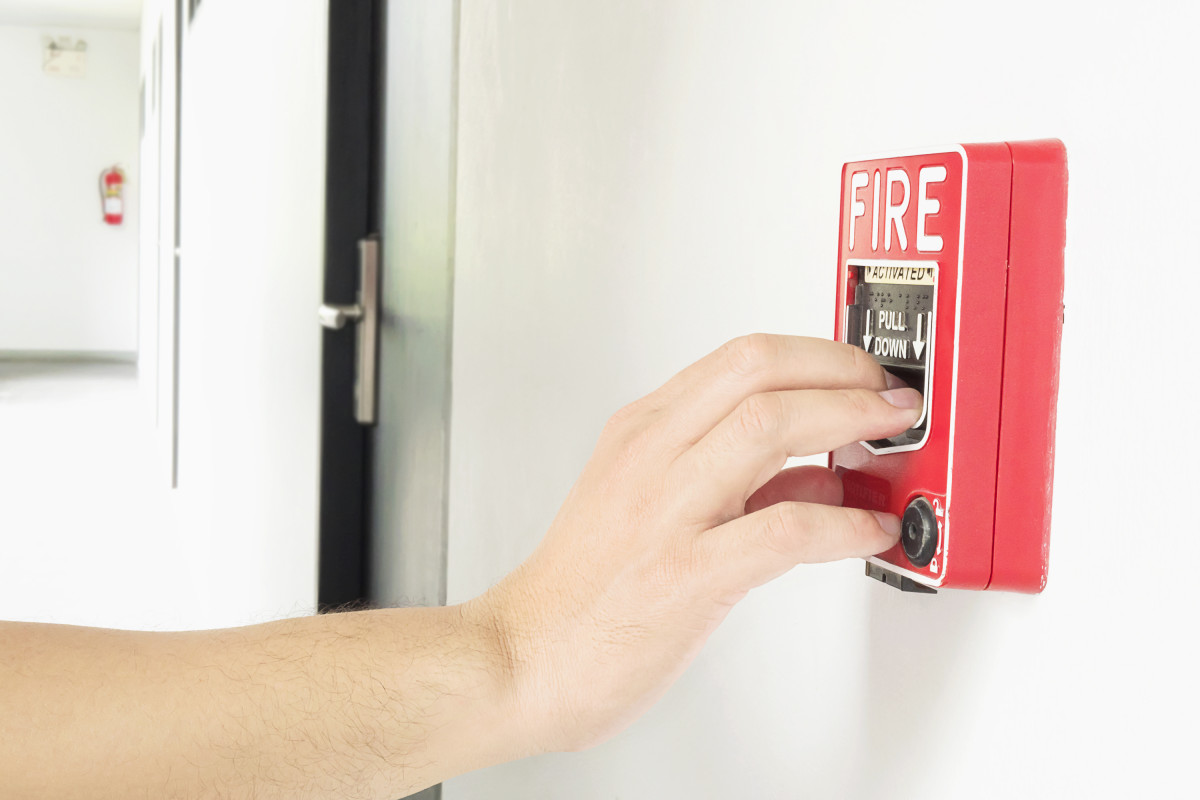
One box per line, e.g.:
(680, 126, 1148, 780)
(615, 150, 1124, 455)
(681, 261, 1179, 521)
(647, 335, 892, 446)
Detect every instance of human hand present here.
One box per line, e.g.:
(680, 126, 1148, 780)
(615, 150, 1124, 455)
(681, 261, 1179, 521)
(0, 335, 923, 800)
(471, 335, 922, 755)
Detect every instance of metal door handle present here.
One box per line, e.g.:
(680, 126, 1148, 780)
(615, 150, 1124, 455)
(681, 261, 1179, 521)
(318, 235, 379, 424)
(318, 303, 363, 330)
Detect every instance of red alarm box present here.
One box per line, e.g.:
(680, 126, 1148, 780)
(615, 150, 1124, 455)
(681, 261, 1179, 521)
(830, 140, 1067, 593)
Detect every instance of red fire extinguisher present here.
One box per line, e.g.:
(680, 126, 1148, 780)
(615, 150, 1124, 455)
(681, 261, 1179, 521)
(99, 166, 125, 225)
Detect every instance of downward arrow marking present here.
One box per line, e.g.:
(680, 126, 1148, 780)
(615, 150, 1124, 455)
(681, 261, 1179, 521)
(913, 312, 927, 359)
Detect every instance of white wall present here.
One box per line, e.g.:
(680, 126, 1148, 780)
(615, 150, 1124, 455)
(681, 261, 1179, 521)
(446, 2, 1198, 798)
(168, 0, 328, 627)
(0, 23, 140, 353)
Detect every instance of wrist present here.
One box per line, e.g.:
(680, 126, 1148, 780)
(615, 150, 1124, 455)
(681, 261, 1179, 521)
(452, 595, 545, 763)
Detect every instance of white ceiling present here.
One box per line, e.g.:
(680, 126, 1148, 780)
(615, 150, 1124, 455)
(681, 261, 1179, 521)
(0, 0, 141, 30)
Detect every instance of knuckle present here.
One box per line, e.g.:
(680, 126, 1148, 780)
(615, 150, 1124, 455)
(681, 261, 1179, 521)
(760, 503, 801, 556)
(840, 387, 878, 419)
(733, 392, 784, 440)
(600, 414, 627, 443)
(601, 398, 650, 441)
(846, 342, 880, 382)
(607, 429, 654, 477)
(613, 400, 640, 423)
(844, 507, 878, 541)
(721, 333, 778, 379)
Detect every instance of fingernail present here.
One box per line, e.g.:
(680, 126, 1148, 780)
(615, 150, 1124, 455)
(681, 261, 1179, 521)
(879, 388, 923, 410)
(872, 511, 902, 537)
(884, 371, 907, 390)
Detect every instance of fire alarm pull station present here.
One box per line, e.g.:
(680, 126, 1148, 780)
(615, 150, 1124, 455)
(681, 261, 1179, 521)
(831, 140, 1067, 594)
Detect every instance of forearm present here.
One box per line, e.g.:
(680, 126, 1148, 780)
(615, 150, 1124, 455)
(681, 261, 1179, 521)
(2, 336, 916, 796)
(0, 603, 523, 799)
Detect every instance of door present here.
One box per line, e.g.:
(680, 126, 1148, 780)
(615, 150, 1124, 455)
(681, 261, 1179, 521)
(316, 0, 379, 608)
(317, 0, 458, 652)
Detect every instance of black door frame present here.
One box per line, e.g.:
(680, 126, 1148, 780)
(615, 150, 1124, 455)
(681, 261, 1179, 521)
(317, 0, 384, 611)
